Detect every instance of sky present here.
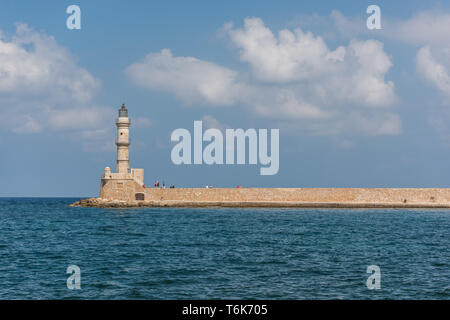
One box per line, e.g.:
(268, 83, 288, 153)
(2, 0, 450, 196)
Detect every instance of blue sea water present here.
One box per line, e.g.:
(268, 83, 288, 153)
(0, 198, 449, 299)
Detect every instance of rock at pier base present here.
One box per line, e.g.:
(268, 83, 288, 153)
(69, 197, 450, 209)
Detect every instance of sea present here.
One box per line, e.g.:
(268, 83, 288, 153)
(0, 197, 449, 299)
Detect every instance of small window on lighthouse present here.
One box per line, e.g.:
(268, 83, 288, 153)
(120, 133, 123, 135)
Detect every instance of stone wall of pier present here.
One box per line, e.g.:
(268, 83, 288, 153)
(142, 187, 450, 205)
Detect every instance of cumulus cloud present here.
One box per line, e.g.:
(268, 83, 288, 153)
(224, 18, 395, 109)
(0, 24, 112, 150)
(388, 11, 450, 46)
(226, 18, 338, 82)
(328, 10, 450, 103)
(0, 24, 100, 103)
(383, 11, 450, 142)
(416, 46, 450, 98)
(329, 10, 368, 39)
(125, 49, 242, 106)
(126, 17, 399, 136)
(380, 11, 450, 104)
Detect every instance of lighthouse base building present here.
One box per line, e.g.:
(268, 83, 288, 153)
(100, 168, 146, 202)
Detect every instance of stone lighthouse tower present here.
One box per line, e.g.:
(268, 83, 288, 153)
(116, 103, 130, 174)
(100, 103, 145, 201)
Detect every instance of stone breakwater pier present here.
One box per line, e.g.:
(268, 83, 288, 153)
(70, 188, 450, 208)
(70, 104, 450, 209)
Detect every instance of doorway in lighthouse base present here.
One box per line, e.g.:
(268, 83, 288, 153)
(135, 193, 145, 201)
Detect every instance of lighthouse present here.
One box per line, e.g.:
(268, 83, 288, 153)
(116, 103, 131, 174)
(100, 103, 145, 201)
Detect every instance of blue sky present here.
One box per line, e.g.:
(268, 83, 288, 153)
(2, 0, 450, 196)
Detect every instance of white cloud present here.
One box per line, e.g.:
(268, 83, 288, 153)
(329, 10, 368, 39)
(370, 11, 450, 104)
(353, 112, 401, 136)
(126, 17, 399, 136)
(125, 49, 242, 106)
(0, 24, 112, 150)
(328, 10, 450, 103)
(416, 46, 450, 98)
(226, 17, 395, 108)
(0, 24, 100, 103)
(388, 11, 450, 46)
(386, 11, 450, 143)
(225, 17, 385, 87)
(226, 18, 335, 82)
